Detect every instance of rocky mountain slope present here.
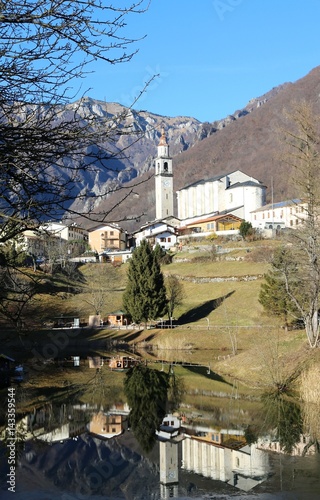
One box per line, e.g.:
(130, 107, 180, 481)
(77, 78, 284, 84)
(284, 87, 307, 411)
(82, 66, 320, 231)
(66, 84, 284, 194)
(64, 81, 288, 229)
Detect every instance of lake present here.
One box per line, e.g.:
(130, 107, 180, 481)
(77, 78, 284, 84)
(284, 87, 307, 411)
(1, 350, 320, 499)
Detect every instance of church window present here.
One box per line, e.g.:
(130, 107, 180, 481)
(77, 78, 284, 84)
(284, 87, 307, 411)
(229, 193, 233, 203)
(157, 163, 160, 173)
(168, 237, 171, 242)
(164, 162, 168, 172)
(166, 194, 168, 199)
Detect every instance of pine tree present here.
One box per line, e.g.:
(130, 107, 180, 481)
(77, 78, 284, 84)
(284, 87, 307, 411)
(259, 246, 300, 328)
(123, 240, 168, 324)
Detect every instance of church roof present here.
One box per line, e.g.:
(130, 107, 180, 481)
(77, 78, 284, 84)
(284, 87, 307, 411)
(179, 172, 229, 191)
(177, 170, 265, 192)
(226, 180, 266, 189)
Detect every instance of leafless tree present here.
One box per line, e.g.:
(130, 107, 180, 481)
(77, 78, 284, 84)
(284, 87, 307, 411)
(165, 274, 184, 320)
(277, 100, 320, 348)
(0, 1, 152, 333)
(0, 0, 151, 245)
(0, 264, 40, 331)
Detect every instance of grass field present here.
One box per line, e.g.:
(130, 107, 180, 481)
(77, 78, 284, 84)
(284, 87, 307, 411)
(2, 238, 320, 426)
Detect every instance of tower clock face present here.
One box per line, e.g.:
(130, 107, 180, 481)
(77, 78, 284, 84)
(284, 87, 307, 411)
(162, 179, 170, 187)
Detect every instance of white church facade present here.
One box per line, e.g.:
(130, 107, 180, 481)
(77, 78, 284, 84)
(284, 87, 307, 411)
(176, 170, 266, 223)
(133, 128, 266, 249)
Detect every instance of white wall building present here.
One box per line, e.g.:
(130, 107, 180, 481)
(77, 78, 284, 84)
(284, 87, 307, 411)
(21, 222, 88, 259)
(134, 220, 177, 250)
(250, 199, 307, 231)
(177, 170, 266, 222)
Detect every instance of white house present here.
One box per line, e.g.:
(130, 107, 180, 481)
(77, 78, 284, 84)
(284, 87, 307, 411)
(134, 220, 178, 251)
(250, 199, 307, 231)
(21, 222, 88, 259)
(177, 170, 266, 222)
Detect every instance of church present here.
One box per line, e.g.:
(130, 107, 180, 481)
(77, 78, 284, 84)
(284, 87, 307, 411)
(133, 128, 266, 248)
(153, 127, 266, 228)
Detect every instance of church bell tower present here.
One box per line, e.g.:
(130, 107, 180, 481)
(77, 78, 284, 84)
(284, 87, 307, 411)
(155, 127, 174, 220)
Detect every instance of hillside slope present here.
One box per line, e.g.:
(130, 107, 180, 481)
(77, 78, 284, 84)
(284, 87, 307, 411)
(85, 66, 320, 230)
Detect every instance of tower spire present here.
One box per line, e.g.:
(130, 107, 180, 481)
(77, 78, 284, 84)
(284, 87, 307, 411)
(159, 126, 168, 147)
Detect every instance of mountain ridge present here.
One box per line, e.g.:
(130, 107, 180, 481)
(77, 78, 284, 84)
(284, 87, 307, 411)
(67, 78, 292, 229)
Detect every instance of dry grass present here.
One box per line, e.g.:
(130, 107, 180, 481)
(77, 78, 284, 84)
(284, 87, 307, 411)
(167, 257, 269, 278)
(300, 363, 320, 439)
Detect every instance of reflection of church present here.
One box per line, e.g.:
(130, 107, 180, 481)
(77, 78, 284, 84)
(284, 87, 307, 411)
(158, 416, 270, 496)
(182, 433, 269, 492)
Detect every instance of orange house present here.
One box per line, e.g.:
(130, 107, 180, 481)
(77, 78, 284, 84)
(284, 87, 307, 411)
(88, 223, 127, 253)
(88, 411, 124, 438)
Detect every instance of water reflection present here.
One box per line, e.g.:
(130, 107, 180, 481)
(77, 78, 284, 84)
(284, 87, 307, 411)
(1, 395, 320, 499)
(1, 350, 320, 499)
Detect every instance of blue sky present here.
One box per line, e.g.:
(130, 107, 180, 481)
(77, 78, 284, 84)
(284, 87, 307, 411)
(82, 0, 320, 122)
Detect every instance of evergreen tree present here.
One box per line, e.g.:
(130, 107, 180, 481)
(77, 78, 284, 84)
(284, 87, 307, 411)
(259, 246, 301, 328)
(239, 220, 255, 240)
(259, 247, 301, 327)
(123, 240, 168, 324)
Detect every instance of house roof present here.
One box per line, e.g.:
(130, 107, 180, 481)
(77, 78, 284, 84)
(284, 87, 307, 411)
(251, 199, 303, 213)
(88, 223, 124, 232)
(182, 213, 243, 229)
(107, 310, 127, 316)
(133, 219, 176, 234)
(143, 228, 177, 238)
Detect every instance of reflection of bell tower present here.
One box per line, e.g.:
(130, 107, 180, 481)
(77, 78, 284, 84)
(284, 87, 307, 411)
(155, 127, 174, 220)
(159, 440, 179, 499)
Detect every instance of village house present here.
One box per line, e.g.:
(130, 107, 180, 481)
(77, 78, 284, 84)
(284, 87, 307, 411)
(88, 411, 126, 439)
(250, 199, 307, 231)
(88, 223, 127, 253)
(106, 310, 130, 327)
(133, 220, 178, 250)
(178, 212, 243, 240)
(21, 221, 88, 259)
